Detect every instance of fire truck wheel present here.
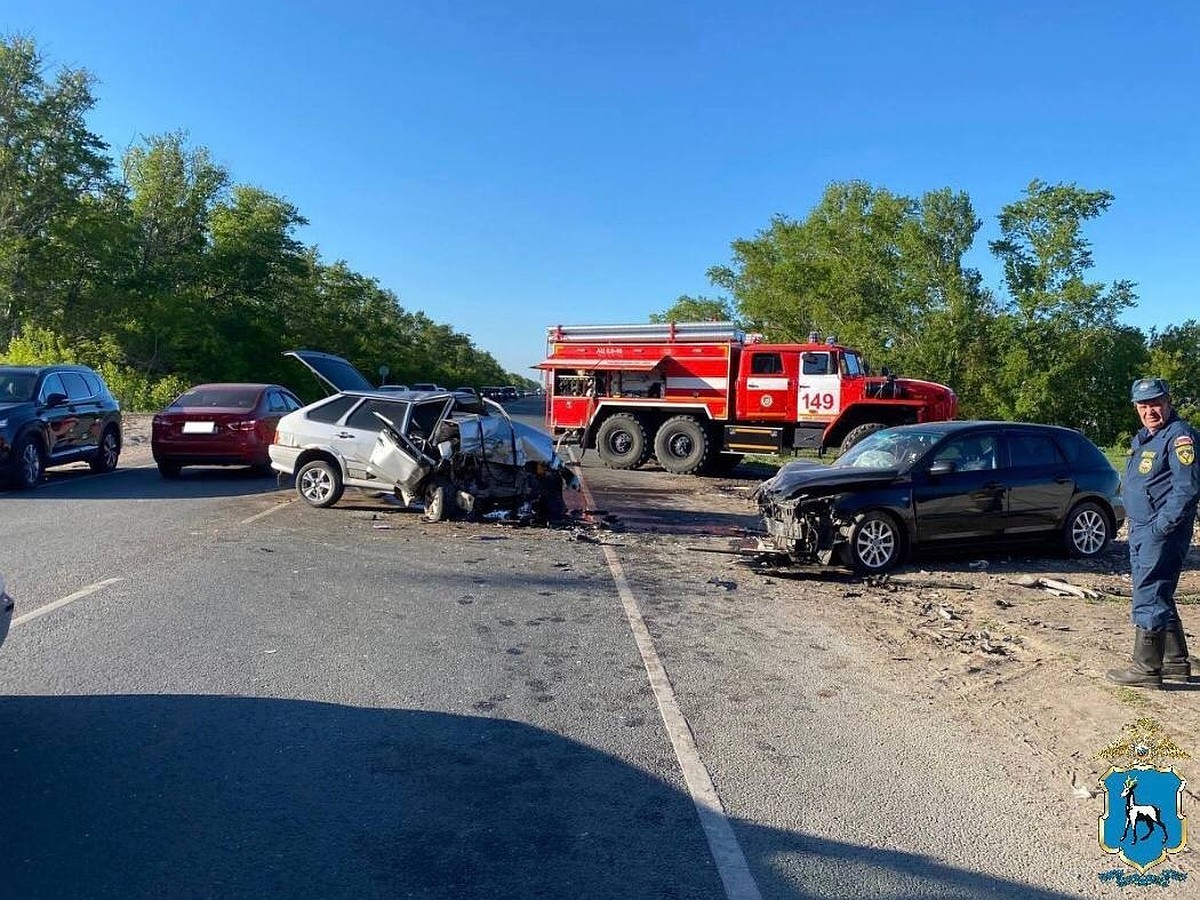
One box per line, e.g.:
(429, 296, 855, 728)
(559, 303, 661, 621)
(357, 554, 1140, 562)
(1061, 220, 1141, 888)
(839, 422, 887, 454)
(595, 414, 650, 469)
(654, 415, 710, 475)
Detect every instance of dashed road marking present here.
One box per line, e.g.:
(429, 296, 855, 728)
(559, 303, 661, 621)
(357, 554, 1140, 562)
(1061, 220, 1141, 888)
(11, 577, 124, 628)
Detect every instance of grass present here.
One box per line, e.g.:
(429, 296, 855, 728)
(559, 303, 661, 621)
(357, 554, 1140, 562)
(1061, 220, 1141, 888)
(1112, 686, 1155, 708)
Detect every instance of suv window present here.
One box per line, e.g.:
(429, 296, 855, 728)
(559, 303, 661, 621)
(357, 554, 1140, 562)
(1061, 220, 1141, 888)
(60, 371, 93, 401)
(82, 372, 105, 396)
(345, 398, 413, 431)
(306, 394, 358, 424)
(0, 370, 37, 401)
(38, 373, 67, 403)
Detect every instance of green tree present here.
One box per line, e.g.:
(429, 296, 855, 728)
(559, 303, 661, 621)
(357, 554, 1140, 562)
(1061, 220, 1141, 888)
(1148, 320, 1200, 425)
(988, 180, 1143, 443)
(707, 181, 990, 390)
(117, 132, 230, 377)
(0, 35, 113, 340)
(649, 295, 737, 324)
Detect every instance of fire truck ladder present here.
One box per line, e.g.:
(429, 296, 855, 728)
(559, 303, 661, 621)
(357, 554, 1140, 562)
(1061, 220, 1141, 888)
(546, 322, 745, 344)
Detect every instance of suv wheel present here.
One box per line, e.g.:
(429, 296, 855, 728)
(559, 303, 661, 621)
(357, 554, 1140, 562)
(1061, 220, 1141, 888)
(11, 434, 44, 489)
(89, 426, 121, 472)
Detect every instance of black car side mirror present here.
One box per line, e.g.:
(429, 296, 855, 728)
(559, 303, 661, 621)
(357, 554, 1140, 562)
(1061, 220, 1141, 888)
(44, 392, 68, 407)
(928, 459, 957, 476)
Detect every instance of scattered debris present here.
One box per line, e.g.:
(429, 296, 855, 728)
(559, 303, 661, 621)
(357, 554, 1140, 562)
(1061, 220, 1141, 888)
(1009, 574, 1102, 600)
(969, 559, 990, 570)
(706, 577, 737, 591)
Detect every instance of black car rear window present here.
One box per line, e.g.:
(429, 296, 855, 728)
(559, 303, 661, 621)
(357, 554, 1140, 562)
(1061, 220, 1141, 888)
(1008, 432, 1066, 467)
(306, 395, 358, 424)
(1055, 430, 1109, 467)
(171, 387, 260, 409)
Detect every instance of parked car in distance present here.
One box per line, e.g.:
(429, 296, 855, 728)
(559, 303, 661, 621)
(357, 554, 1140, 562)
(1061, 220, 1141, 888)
(410, 382, 445, 392)
(756, 421, 1125, 574)
(0, 363, 122, 488)
(151, 383, 303, 478)
(376, 384, 411, 392)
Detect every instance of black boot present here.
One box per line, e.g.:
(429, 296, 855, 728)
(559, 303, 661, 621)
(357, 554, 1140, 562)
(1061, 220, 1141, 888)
(1106, 628, 1165, 689)
(1162, 622, 1194, 683)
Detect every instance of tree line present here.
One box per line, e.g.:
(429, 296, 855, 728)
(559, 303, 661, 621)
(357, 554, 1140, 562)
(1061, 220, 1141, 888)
(654, 183, 1197, 448)
(0, 35, 534, 409)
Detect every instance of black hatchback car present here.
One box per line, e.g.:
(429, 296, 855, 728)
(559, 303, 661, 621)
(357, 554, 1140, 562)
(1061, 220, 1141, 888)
(757, 421, 1125, 573)
(0, 364, 123, 488)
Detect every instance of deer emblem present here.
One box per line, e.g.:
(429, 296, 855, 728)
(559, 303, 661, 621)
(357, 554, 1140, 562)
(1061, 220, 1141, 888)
(1120, 776, 1169, 845)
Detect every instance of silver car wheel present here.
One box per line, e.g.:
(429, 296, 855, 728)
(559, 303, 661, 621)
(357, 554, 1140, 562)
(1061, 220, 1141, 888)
(300, 467, 332, 502)
(296, 459, 343, 508)
(1070, 507, 1107, 556)
(850, 513, 900, 572)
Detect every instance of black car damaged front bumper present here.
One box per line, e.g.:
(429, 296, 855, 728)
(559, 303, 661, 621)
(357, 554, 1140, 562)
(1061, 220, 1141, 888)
(758, 495, 850, 565)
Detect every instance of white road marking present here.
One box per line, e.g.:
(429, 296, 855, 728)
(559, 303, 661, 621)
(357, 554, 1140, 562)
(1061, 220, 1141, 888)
(11, 577, 124, 628)
(239, 498, 294, 525)
(578, 477, 763, 900)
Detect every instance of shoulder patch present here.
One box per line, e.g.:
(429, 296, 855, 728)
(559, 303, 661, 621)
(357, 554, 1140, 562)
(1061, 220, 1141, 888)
(1174, 434, 1194, 447)
(1177, 442, 1195, 466)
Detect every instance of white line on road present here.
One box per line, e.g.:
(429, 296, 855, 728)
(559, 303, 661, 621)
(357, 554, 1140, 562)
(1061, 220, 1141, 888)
(579, 478, 763, 900)
(11, 577, 124, 629)
(239, 497, 295, 525)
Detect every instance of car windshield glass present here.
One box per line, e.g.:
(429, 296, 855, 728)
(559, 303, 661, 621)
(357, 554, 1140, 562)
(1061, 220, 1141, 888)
(833, 429, 942, 470)
(171, 387, 259, 409)
(0, 371, 37, 401)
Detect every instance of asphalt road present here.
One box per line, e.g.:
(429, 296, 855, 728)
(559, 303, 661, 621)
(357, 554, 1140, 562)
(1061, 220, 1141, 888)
(0, 399, 1113, 898)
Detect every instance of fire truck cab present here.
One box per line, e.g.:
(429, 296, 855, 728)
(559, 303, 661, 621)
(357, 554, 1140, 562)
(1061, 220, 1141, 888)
(538, 322, 957, 475)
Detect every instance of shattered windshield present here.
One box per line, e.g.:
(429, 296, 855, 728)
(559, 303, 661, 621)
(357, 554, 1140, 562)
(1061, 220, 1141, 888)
(834, 429, 942, 470)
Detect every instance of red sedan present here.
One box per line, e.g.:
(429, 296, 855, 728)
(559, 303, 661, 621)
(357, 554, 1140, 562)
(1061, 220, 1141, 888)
(151, 383, 303, 478)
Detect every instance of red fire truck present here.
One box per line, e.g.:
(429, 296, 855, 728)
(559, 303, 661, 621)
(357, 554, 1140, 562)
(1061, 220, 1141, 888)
(537, 322, 958, 474)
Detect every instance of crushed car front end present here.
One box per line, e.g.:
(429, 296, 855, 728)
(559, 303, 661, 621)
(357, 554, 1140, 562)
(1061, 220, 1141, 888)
(755, 458, 908, 567)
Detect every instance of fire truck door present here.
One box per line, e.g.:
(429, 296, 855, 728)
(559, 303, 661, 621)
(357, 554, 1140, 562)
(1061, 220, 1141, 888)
(795, 350, 841, 421)
(744, 350, 796, 422)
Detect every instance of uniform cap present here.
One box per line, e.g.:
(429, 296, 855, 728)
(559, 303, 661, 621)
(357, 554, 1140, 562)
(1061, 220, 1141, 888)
(1131, 377, 1169, 402)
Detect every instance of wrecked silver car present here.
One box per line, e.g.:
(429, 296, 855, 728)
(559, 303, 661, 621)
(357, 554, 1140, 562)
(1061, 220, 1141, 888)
(369, 405, 579, 523)
(756, 421, 1123, 574)
(271, 349, 578, 522)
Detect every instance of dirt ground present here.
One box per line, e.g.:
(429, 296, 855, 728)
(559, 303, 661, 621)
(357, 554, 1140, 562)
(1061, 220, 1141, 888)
(568, 455, 1200, 878)
(117, 415, 1200, 875)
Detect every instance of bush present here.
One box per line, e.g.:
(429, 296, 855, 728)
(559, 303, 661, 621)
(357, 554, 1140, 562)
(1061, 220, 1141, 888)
(1, 325, 188, 411)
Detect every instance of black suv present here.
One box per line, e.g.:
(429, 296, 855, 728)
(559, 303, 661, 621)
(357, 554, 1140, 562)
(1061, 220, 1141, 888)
(0, 364, 123, 488)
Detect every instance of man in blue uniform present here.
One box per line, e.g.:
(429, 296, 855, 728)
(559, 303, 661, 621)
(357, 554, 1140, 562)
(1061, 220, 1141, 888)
(1108, 377, 1200, 688)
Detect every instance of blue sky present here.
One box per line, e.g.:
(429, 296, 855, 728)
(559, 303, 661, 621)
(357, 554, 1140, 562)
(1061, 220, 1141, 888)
(5, 1, 1198, 376)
